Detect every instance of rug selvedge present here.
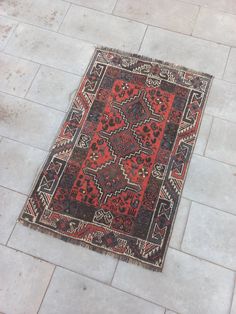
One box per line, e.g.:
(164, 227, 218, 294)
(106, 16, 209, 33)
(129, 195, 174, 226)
(19, 47, 213, 271)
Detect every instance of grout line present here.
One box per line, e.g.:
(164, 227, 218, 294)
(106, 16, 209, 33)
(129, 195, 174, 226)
(2, 20, 19, 51)
(222, 47, 232, 79)
(6, 220, 20, 246)
(109, 259, 119, 285)
(203, 115, 214, 156)
(3, 239, 235, 311)
(179, 200, 192, 248)
(111, 11, 234, 48)
(2, 242, 165, 311)
(170, 247, 236, 272)
(0, 184, 28, 196)
(56, 2, 71, 32)
(111, 0, 119, 14)
(1, 49, 86, 77)
(219, 77, 236, 85)
(2, 19, 19, 52)
(229, 274, 236, 314)
(24, 64, 41, 98)
(0, 12, 233, 53)
(203, 113, 236, 127)
(0, 89, 67, 113)
(193, 151, 236, 168)
(0, 134, 49, 153)
(183, 197, 236, 218)
(176, 0, 236, 16)
(0, 12, 147, 44)
(137, 24, 148, 53)
(61, 0, 117, 15)
(37, 265, 56, 314)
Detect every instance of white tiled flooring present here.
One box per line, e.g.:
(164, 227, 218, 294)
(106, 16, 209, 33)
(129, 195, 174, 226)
(0, 0, 235, 313)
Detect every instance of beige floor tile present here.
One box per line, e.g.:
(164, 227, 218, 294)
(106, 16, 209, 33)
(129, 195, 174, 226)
(183, 154, 236, 215)
(169, 198, 191, 249)
(0, 16, 17, 50)
(0, 186, 26, 244)
(26, 66, 81, 111)
(39, 267, 165, 314)
(206, 79, 236, 123)
(206, 117, 236, 166)
(0, 92, 64, 150)
(114, 0, 198, 35)
(67, 0, 117, 13)
(0, 245, 54, 314)
(9, 223, 118, 283)
(5, 24, 95, 75)
(59, 5, 146, 52)
(0, 138, 47, 194)
(224, 48, 236, 83)
(113, 249, 234, 314)
(193, 7, 236, 46)
(182, 202, 236, 270)
(0, 52, 39, 97)
(194, 114, 213, 155)
(0, 0, 69, 31)
(140, 27, 229, 78)
(178, 0, 236, 15)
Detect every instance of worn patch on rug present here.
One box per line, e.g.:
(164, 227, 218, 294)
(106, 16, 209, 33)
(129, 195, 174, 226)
(19, 47, 213, 271)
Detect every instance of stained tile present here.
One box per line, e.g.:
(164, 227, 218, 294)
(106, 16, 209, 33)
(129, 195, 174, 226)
(0, 16, 17, 50)
(5, 24, 95, 75)
(0, 52, 39, 97)
(206, 118, 236, 166)
(183, 154, 236, 215)
(0, 92, 64, 150)
(114, 0, 199, 35)
(39, 267, 165, 314)
(113, 249, 234, 314)
(0, 138, 47, 194)
(0, 245, 54, 314)
(26, 66, 81, 111)
(9, 223, 117, 283)
(59, 5, 146, 52)
(0, 186, 26, 244)
(67, 0, 117, 13)
(193, 7, 236, 46)
(169, 198, 191, 249)
(0, 0, 69, 31)
(182, 202, 236, 270)
(140, 27, 229, 78)
(224, 48, 236, 83)
(194, 114, 213, 155)
(206, 79, 236, 123)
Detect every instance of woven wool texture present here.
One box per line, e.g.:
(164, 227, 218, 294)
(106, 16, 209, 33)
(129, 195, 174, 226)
(19, 48, 213, 271)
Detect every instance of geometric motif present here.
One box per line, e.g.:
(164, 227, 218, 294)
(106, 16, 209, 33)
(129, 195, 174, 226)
(19, 47, 213, 271)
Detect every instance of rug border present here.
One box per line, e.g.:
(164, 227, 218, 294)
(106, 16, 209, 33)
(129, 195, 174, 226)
(18, 46, 214, 272)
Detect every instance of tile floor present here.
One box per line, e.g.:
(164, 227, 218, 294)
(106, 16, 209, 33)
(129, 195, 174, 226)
(0, 0, 236, 313)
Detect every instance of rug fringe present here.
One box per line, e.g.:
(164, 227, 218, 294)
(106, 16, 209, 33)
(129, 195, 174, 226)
(18, 218, 162, 272)
(96, 46, 213, 79)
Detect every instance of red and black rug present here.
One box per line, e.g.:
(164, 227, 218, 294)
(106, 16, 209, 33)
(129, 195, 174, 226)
(19, 48, 213, 271)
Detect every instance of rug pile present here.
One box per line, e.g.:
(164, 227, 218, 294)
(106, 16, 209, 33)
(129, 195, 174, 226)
(19, 48, 212, 270)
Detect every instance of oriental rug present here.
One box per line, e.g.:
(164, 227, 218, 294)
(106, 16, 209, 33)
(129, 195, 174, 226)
(19, 47, 213, 271)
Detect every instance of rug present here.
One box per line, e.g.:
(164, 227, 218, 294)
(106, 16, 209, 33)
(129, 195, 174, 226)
(19, 47, 213, 271)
